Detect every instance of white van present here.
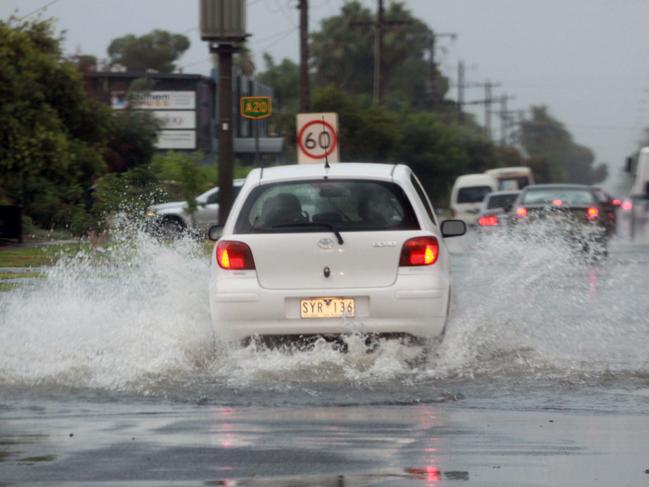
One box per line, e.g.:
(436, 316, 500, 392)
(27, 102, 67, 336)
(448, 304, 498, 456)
(486, 167, 535, 191)
(630, 147, 649, 196)
(450, 173, 498, 225)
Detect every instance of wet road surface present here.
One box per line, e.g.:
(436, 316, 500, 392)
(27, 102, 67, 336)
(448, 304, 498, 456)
(1, 230, 648, 485)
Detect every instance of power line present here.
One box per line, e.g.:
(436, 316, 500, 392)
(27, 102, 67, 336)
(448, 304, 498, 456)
(18, 0, 62, 21)
(179, 27, 298, 71)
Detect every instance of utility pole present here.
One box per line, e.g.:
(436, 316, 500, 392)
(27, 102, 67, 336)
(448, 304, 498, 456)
(353, 1, 410, 106)
(493, 94, 516, 146)
(457, 77, 502, 139)
(298, 0, 310, 112)
(373, 0, 385, 105)
(457, 60, 465, 122)
(484, 81, 493, 140)
(427, 32, 456, 109)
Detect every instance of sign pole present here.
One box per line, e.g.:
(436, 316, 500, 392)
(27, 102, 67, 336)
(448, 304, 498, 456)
(255, 120, 261, 167)
(240, 95, 272, 168)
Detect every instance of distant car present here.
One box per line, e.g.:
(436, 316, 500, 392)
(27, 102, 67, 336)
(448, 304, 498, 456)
(590, 186, 620, 234)
(145, 180, 245, 235)
(450, 173, 498, 225)
(485, 167, 535, 191)
(208, 163, 466, 345)
(511, 184, 611, 254)
(477, 190, 520, 230)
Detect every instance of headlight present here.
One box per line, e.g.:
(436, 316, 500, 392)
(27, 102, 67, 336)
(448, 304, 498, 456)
(145, 209, 157, 218)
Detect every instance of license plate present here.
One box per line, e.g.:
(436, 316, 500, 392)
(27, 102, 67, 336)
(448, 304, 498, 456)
(300, 298, 355, 319)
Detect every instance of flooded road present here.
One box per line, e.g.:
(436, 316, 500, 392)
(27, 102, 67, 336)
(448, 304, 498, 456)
(1, 229, 649, 485)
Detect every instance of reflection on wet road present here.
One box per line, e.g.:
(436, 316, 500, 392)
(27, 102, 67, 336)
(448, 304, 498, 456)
(2, 404, 649, 486)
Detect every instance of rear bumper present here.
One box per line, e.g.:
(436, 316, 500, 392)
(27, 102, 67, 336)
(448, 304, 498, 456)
(209, 271, 450, 342)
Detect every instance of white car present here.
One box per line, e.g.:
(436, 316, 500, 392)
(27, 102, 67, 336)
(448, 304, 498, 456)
(145, 180, 245, 234)
(449, 173, 498, 225)
(208, 163, 466, 344)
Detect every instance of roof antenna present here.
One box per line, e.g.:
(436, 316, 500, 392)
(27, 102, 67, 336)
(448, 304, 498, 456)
(321, 115, 330, 169)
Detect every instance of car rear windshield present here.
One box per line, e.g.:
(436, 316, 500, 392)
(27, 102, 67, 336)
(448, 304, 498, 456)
(234, 179, 420, 233)
(498, 176, 530, 191)
(457, 186, 492, 203)
(522, 188, 595, 206)
(487, 193, 519, 210)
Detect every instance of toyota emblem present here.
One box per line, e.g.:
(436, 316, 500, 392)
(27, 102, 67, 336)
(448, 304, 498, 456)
(317, 238, 335, 250)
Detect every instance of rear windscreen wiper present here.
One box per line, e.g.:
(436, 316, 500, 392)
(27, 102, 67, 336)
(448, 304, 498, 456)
(272, 222, 344, 245)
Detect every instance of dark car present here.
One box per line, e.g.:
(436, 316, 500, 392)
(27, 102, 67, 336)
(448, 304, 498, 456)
(591, 186, 621, 235)
(511, 184, 611, 255)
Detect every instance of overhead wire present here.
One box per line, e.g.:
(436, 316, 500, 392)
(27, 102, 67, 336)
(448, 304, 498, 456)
(179, 26, 298, 71)
(18, 0, 62, 20)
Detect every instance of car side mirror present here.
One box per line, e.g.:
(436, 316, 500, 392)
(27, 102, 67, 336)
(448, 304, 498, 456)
(441, 219, 466, 238)
(208, 225, 224, 241)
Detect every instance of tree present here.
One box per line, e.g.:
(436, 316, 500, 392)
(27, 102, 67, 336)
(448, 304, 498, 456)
(0, 18, 109, 232)
(257, 54, 299, 112)
(107, 30, 190, 73)
(309, 1, 447, 110)
(311, 86, 400, 162)
(521, 106, 607, 184)
(104, 110, 159, 173)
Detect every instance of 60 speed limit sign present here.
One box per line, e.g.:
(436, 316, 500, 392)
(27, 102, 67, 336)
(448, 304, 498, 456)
(296, 113, 340, 164)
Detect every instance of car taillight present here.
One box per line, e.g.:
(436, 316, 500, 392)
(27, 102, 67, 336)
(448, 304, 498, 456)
(612, 199, 622, 207)
(622, 200, 633, 212)
(515, 207, 528, 218)
(400, 237, 439, 267)
(216, 241, 256, 270)
(478, 214, 500, 227)
(586, 207, 599, 220)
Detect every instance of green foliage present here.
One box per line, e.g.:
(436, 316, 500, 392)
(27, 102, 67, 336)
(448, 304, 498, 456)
(91, 164, 163, 228)
(521, 106, 607, 184)
(309, 1, 445, 110)
(151, 152, 215, 204)
(257, 54, 299, 112)
(309, 87, 501, 205)
(104, 110, 159, 173)
(107, 30, 190, 73)
(0, 18, 108, 234)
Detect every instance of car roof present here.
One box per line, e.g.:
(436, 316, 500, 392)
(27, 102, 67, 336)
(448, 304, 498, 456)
(453, 173, 497, 185)
(524, 184, 590, 190)
(250, 162, 409, 183)
(486, 190, 520, 197)
(485, 166, 532, 175)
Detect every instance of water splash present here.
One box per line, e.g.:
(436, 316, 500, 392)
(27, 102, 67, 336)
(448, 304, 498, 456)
(0, 221, 648, 406)
(433, 224, 649, 382)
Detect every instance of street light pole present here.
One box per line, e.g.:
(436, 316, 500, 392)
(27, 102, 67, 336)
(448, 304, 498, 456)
(200, 0, 248, 225)
(214, 43, 235, 224)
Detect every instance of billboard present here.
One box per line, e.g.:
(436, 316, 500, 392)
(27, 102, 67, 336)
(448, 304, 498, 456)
(156, 131, 197, 150)
(111, 91, 196, 110)
(152, 111, 196, 130)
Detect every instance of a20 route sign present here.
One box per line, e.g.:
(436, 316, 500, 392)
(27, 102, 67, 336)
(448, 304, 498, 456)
(296, 112, 340, 164)
(240, 96, 272, 120)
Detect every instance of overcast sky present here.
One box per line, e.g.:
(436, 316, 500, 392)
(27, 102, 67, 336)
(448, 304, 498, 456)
(3, 0, 649, 190)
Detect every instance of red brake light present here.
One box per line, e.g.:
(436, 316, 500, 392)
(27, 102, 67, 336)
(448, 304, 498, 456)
(400, 236, 439, 266)
(478, 214, 500, 227)
(216, 241, 256, 270)
(586, 207, 599, 220)
(515, 207, 528, 218)
(612, 199, 622, 207)
(622, 200, 633, 211)
(552, 199, 563, 206)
